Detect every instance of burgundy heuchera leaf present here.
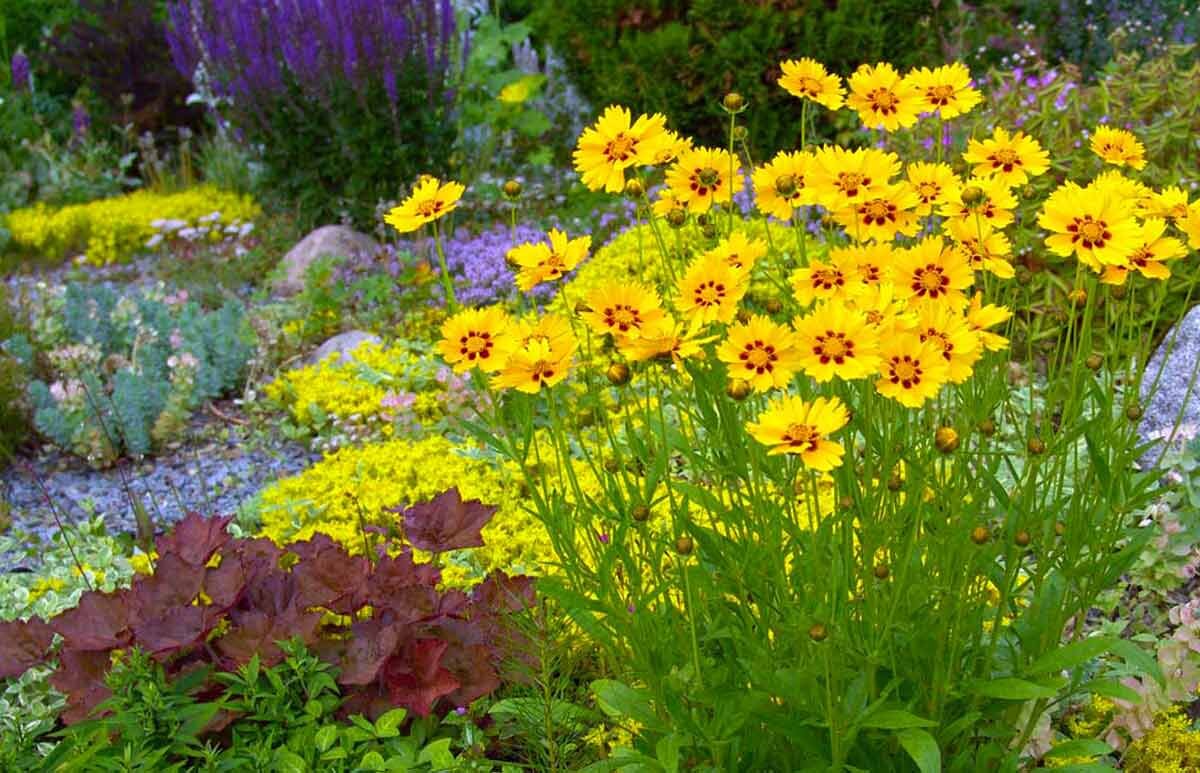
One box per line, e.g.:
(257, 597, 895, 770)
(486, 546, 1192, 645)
(402, 488, 497, 552)
(0, 618, 55, 679)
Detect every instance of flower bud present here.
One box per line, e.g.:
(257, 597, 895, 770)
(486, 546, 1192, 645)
(574, 300, 592, 315)
(765, 298, 783, 314)
(502, 179, 522, 199)
(632, 505, 651, 522)
(701, 223, 718, 240)
(624, 178, 645, 198)
(960, 185, 985, 206)
(887, 473, 903, 491)
(606, 362, 631, 386)
(1054, 521, 1066, 537)
(603, 458, 620, 473)
(873, 563, 890, 580)
(1027, 437, 1046, 455)
(970, 525, 990, 545)
(1109, 283, 1128, 300)
(934, 426, 959, 454)
(675, 535, 694, 555)
(978, 418, 996, 437)
(736, 309, 752, 325)
(1015, 530, 1032, 548)
(1067, 288, 1087, 308)
(1085, 354, 1103, 371)
(726, 378, 752, 401)
(1126, 404, 1143, 421)
(838, 495, 854, 511)
(1021, 184, 1038, 200)
(732, 125, 748, 142)
(722, 92, 746, 112)
(666, 208, 687, 228)
(808, 623, 828, 642)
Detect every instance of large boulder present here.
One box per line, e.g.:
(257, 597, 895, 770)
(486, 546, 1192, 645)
(274, 225, 380, 297)
(1140, 305, 1200, 467)
(306, 330, 382, 365)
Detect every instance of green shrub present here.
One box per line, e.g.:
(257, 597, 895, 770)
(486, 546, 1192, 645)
(0, 284, 31, 465)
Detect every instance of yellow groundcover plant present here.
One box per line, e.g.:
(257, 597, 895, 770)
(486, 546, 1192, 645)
(5, 185, 260, 265)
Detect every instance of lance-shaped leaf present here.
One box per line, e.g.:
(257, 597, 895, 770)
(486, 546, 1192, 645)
(402, 488, 496, 552)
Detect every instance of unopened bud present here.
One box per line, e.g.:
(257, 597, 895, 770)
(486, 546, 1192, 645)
(722, 92, 746, 112)
(808, 623, 828, 642)
(970, 525, 990, 545)
(632, 505, 651, 522)
(960, 185, 985, 206)
(675, 536, 694, 555)
(1085, 354, 1103, 371)
(624, 178, 645, 198)
(666, 208, 687, 228)
(726, 378, 752, 401)
(606, 362, 631, 386)
(1015, 530, 1032, 548)
(502, 179, 522, 198)
(934, 426, 959, 454)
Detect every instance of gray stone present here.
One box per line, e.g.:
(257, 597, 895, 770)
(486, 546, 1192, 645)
(307, 330, 381, 365)
(274, 225, 380, 297)
(1140, 305, 1200, 466)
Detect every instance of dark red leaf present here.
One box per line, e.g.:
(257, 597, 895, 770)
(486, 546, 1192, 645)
(336, 618, 403, 686)
(440, 643, 501, 708)
(402, 488, 496, 552)
(371, 550, 440, 594)
(50, 590, 131, 651)
(0, 618, 54, 679)
(51, 649, 112, 724)
(289, 534, 370, 613)
(202, 556, 247, 610)
(216, 605, 321, 669)
(132, 605, 209, 657)
(130, 553, 205, 621)
(381, 638, 459, 717)
(471, 572, 536, 613)
(154, 512, 232, 567)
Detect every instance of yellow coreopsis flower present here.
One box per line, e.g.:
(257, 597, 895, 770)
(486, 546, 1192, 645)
(1142, 186, 1193, 223)
(491, 336, 576, 394)
(753, 150, 818, 220)
(617, 315, 715, 366)
(746, 395, 850, 470)
(665, 146, 744, 214)
(778, 58, 845, 110)
(503, 313, 576, 358)
(875, 334, 949, 408)
(650, 129, 693, 166)
(907, 62, 982, 119)
(892, 236, 975, 309)
(966, 292, 1013, 352)
(507, 229, 591, 292)
(906, 162, 958, 216)
(833, 182, 921, 243)
(1091, 169, 1152, 205)
(939, 175, 1018, 229)
(837, 242, 894, 286)
(915, 304, 981, 384)
(716, 315, 803, 392)
(1100, 218, 1188, 285)
(962, 126, 1050, 187)
(573, 105, 671, 193)
(790, 249, 863, 307)
(1183, 203, 1200, 250)
(579, 281, 665, 338)
(385, 177, 465, 233)
(809, 146, 901, 210)
(651, 186, 690, 218)
(793, 300, 882, 382)
(1090, 125, 1147, 170)
(1038, 182, 1141, 271)
(852, 282, 917, 337)
(945, 217, 1015, 279)
(703, 231, 768, 272)
(437, 306, 512, 373)
(846, 62, 921, 131)
(676, 254, 749, 325)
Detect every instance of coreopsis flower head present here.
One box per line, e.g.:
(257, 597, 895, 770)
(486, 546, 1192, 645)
(746, 395, 850, 469)
(892, 236, 975, 309)
(579, 281, 665, 338)
(907, 63, 982, 119)
(938, 175, 1017, 229)
(491, 333, 577, 394)
(385, 177, 465, 233)
(846, 62, 921, 131)
(502, 313, 576, 358)
(833, 181, 921, 243)
(1142, 186, 1193, 222)
(651, 187, 690, 218)
(651, 130, 694, 166)
(716, 315, 803, 392)
(906, 162, 958, 216)
(574, 105, 671, 193)
(967, 292, 1013, 352)
(778, 58, 845, 110)
(1183, 203, 1200, 250)
(438, 306, 512, 373)
(1038, 181, 1141, 272)
(507, 229, 591, 292)
(1090, 125, 1146, 170)
(790, 249, 864, 307)
(753, 150, 818, 220)
(617, 315, 715, 366)
(875, 334, 949, 408)
(852, 282, 918, 337)
(793, 300, 882, 382)
(1100, 218, 1187, 285)
(1091, 169, 1153, 206)
(836, 242, 893, 287)
(810, 146, 901, 210)
(676, 254, 749, 325)
(915, 304, 981, 384)
(665, 146, 744, 214)
(703, 231, 768, 272)
(945, 218, 1015, 279)
(962, 126, 1050, 187)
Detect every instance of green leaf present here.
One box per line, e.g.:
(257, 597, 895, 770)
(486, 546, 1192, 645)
(359, 750, 386, 771)
(314, 725, 338, 753)
(592, 679, 662, 730)
(970, 677, 1059, 700)
(375, 707, 407, 738)
(655, 733, 684, 772)
(1079, 678, 1141, 703)
(1043, 738, 1113, 759)
(273, 749, 308, 773)
(417, 737, 455, 766)
(897, 728, 941, 773)
(1111, 640, 1165, 685)
(859, 709, 938, 730)
(1027, 637, 1120, 676)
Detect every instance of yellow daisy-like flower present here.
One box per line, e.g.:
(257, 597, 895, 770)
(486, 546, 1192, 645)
(1100, 218, 1188, 285)
(651, 186, 690, 218)
(677, 254, 749, 326)
(875, 334, 949, 408)
(945, 217, 1015, 279)
(716, 315, 803, 392)
(617, 315, 715, 366)
(966, 292, 1012, 352)
(833, 182, 921, 243)
(907, 62, 982, 119)
(915, 304, 981, 384)
(665, 146, 745, 214)
(1090, 125, 1147, 170)
(437, 305, 512, 373)
(846, 62, 921, 131)
(746, 395, 850, 470)
(384, 177, 465, 233)
(573, 105, 671, 193)
(809, 145, 901, 210)
(892, 236, 975, 309)
(580, 281, 665, 338)
(1038, 182, 1141, 272)
(851, 282, 918, 337)
(962, 126, 1050, 187)
(507, 228, 592, 292)
(1183, 203, 1200, 250)
(793, 300, 882, 382)
(1142, 186, 1193, 222)
(502, 313, 576, 358)
(1091, 169, 1152, 205)
(778, 58, 845, 110)
(906, 162, 958, 216)
(790, 249, 863, 307)
(753, 150, 818, 220)
(703, 231, 768, 272)
(837, 242, 894, 286)
(938, 175, 1018, 229)
(650, 129, 693, 166)
(491, 336, 576, 394)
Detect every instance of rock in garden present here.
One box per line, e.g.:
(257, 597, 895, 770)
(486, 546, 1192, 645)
(274, 225, 380, 297)
(1140, 305, 1200, 466)
(307, 330, 382, 365)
